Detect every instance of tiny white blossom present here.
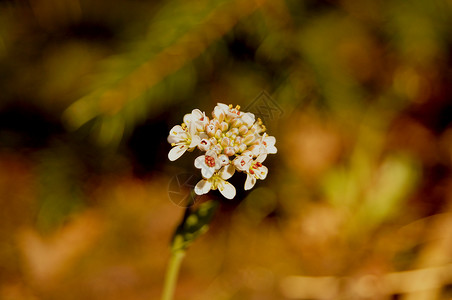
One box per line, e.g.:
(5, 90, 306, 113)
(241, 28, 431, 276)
(198, 138, 211, 151)
(212, 103, 229, 123)
(184, 109, 209, 132)
(244, 154, 268, 190)
(194, 164, 236, 199)
(194, 150, 222, 179)
(167, 125, 201, 161)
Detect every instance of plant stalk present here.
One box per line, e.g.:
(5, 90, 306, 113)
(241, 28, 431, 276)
(161, 249, 186, 300)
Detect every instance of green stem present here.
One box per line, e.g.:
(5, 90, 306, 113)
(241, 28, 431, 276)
(161, 249, 186, 300)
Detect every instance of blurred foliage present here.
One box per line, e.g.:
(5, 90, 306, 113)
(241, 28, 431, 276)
(1, 0, 452, 299)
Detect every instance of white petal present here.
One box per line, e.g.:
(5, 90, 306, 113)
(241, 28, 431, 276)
(167, 135, 184, 144)
(245, 174, 256, 190)
(219, 164, 235, 180)
(241, 112, 255, 127)
(256, 165, 268, 180)
(168, 144, 187, 161)
(191, 109, 203, 120)
(256, 153, 267, 163)
(218, 180, 236, 199)
(242, 150, 253, 159)
(199, 132, 209, 140)
(194, 179, 212, 195)
(194, 156, 205, 168)
(201, 165, 215, 179)
(189, 135, 201, 148)
(216, 103, 229, 109)
(205, 149, 217, 159)
(167, 125, 187, 143)
(265, 136, 276, 146)
(188, 122, 197, 135)
(183, 113, 193, 124)
(170, 125, 185, 135)
(267, 145, 277, 154)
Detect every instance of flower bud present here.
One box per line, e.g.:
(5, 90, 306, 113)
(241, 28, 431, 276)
(243, 133, 257, 145)
(215, 129, 222, 139)
(210, 118, 219, 128)
(221, 137, 230, 148)
(230, 127, 239, 135)
(232, 118, 243, 128)
(212, 105, 226, 123)
(206, 124, 216, 137)
(224, 147, 235, 156)
(241, 112, 255, 127)
(238, 125, 248, 135)
(220, 122, 228, 132)
(218, 154, 229, 166)
(209, 137, 217, 145)
(238, 143, 247, 153)
(198, 139, 211, 151)
(235, 136, 243, 144)
(233, 145, 239, 153)
(212, 144, 222, 154)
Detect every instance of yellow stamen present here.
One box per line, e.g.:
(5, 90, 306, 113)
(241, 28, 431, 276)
(228, 104, 233, 109)
(235, 105, 240, 110)
(171, 143, 176, 146)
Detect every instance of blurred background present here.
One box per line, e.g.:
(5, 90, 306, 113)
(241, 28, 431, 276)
(1, 0, 452, 299)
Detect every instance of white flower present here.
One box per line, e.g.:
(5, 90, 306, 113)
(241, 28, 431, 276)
(183, 109, 209, 132)
(167, 125, 201, 161)
(260, 133, 277, 154)
(212, 103, 229, 123)
(249, 133, 277, 157)
(240, 112, 255, 128)
(198, 138, 211, 151)
(233, 154, 252, 172)
(243, 154, 268, 190)
(218, 154, 230, 166)
(194, 164, 236, 199)
(194, 150, 222, 179)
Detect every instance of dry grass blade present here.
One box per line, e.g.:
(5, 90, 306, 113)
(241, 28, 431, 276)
(63, 0, 265, 135)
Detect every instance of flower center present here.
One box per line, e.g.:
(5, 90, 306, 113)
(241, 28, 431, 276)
(205, 155, 216, 167)
(249, 162, 262, 174)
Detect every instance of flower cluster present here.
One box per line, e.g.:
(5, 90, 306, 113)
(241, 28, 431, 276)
(167, 103, 277, 199)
